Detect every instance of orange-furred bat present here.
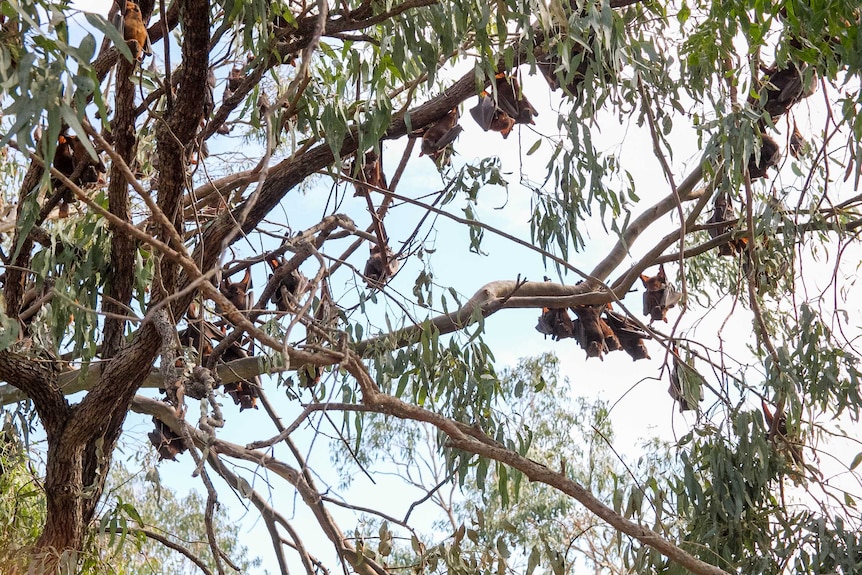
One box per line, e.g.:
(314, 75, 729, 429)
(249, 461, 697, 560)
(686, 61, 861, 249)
(494, 73, 538, 125)
(219, 267, 251, 312)
(420, 108, 463, 166)
(469, 93, 516, 138)
(600, 316, 621, 351)
(748, 134, 780, 180)
(114, 1, 151, 62)
(640, 264, 682, 323)
(350, 151, 387, 196)
(147, 417, 188, 461)
(364, 244, 399, 288)
(223, 379, 259, 411)
(571, 305, 608, 359)
(535, 307, 575, 341)
(267, 256, 308, 312)
(603, 308, 651, 361)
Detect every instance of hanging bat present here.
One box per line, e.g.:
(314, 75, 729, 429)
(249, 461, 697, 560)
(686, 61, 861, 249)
(494, 73, 538, 125)
(761, 399, 803, 465)
(296, 364, 322, 388)
(748, 133, 780, 180)
(640, 264, 682, 323)
(599, 314, 621, 352)
(113, 0, 152, 62)
(469, 92, 516, 138)
(420, 108, 463, 166)
(203, 68, 216, 118)
(147, 417, 188, 461)
(52, 133, 107, 217)
(760, 63, 816, 119)
(535, 307, 575, 341)
(707, 194, 740, 256)
(350, 150, 387, 196)
(603, 308, 651, 361)
(223, 379, 259, 411)
(571, 305, 608, 359)
(267, 256, 308, 312)
(219, 267, 251, 312)
(788, 123, 805, 158)
(364, 244, 399, 288)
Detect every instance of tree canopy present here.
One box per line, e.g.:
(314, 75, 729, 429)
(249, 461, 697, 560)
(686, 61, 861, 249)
(0, 0, 861, 573)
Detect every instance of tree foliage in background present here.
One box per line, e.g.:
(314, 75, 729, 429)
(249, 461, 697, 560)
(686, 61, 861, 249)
(0, 0, 861, 573)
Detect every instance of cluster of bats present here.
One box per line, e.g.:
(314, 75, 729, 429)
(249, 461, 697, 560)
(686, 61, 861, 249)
(535, 265, 681, 361)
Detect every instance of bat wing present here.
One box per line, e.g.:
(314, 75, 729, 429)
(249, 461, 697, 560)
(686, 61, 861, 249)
(469, 94, 496, 131)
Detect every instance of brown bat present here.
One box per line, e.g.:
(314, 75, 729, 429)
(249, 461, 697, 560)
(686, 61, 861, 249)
(296, 364, 322, 388)
(147, 417, 188, 461)
(788, 123, 805, 158)
(760, 63, 816, 119)
(494, 73, 538, 125)
(707, 194, 742, 256)
(748, 133, 780, 180)
(219, 267, 251, 312)
(761, 399, 803, 465)
(52, 133, 107, 217)
(640, 264, 682, 323)
(223, 379, 259, 411)
(469, 93, 516, 138)
(364, 244, 399, 288)
(600, 314, 621, 352)
(420, 108, 463, 166)
(535, 307, 575, 341)
(350, 150, 387, 196)
(267, 256, 308, 312)
(603, 308, 651, 361)
(571, 305, 608, 359)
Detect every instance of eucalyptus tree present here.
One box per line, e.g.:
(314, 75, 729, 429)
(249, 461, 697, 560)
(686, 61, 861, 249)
(0, 0, 860, 573)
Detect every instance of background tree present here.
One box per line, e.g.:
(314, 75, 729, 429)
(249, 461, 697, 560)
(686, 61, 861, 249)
(0, 0, 861, 573)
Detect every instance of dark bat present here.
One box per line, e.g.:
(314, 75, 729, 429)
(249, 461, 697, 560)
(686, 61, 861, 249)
(788, 123, 805, 158)
(603, 308, 651, 361)
(52, 133, 107, 217)
(748, 133, 780, 180)
(469, 92, 516, 138)
(147, 417, 188, 461)
(640, 264, 682, 323)
(223, 379, 259, 411)
(761, 399, 803, 465)
(364, 244, 399, 288)
(267, 256, 308, 312)
(350, 150, 387, 197)
(572, 305, 607, 359)
(494, 73, 537, 125)
(537, 55, 561, 91)
(760, 63, 816, 119)
(296, 364, 322, 388)
(219, 267, 251, 312)
(707, 194, 740, 256)
(203, 68, 216, 118)
(421, 108, 463, 166)
(535, 307, 575, 341)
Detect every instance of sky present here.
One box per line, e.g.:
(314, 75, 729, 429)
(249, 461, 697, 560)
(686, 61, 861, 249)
(17, 0, 862, 573)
